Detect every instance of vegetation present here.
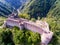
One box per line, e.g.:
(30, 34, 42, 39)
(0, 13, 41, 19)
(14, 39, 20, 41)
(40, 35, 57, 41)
(18, 13, 30, 20)
(20, 0, 60, 45)
(21, 0, 60, 45)
(0, 26, 41, 45)
(0, 0, 60, 45)
(21, 0, 56, 19)
(42, 17, 60, 45)
(0, 17, 6, 26)
(0, 28, 14, 45)
(41, 0, 60, 45)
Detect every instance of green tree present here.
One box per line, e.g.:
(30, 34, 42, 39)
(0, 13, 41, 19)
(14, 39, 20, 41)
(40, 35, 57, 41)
(2, 28, 14, 45)
(18, 13, 30, 20)
(24, 30, 41, 45)
(0, 28, 14, 45)
(12, 27, 24, 45)
(31, 18, 36, 22)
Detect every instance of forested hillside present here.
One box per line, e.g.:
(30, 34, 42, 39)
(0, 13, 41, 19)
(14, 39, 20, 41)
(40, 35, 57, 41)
(21, 0, 56, 19)
(47, 0, 60, 19)
(0, 0, 31, 17)
(44, 0, 60, 45)
(0, 2, 12, 17)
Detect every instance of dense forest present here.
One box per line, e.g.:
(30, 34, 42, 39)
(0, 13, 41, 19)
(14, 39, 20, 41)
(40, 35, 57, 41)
(0, 27, 41, 45)
(21, 0, 56, 18)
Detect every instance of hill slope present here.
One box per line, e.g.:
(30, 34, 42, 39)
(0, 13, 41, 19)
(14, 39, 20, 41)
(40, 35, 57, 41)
(0, 1, 12, 17)
(0, 0, 31, 17)
(47, 0, 60, 19)
(5, 0, 30, 9)
(45, 0, 60, 45)
(21, 0, 56, 19)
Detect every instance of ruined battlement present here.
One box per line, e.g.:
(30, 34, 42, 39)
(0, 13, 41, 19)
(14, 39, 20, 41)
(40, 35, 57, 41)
(2, 12, 53, 45)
